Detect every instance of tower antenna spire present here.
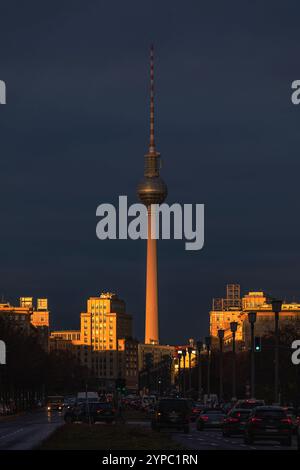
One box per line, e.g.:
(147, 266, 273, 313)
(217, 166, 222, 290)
(149, 44, 156, 154)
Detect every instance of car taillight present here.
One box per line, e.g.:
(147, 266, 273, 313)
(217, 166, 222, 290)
(281, 418, 292, 425)
(201, 415, 209, 421)
(250, 417, 262, 424)
(228, 417, 239, 423)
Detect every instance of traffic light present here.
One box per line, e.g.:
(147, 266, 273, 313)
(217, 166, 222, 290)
(254, 336, 261, 352)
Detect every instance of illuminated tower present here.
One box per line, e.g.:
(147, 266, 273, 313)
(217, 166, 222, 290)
(137, 46, 168, 344)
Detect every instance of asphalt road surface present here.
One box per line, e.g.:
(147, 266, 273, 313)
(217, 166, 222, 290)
(0, 410, 63, 450)
(174, 423, 298, 450)
(0, 413, 298, 451)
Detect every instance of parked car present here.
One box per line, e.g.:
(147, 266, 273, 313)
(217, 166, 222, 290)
(244, 406, 292, 446)
(223, 409, 251, 436)
(64, 401, 115, 424)
(151, 398, 191, 433)
(196, 409, 226, 431)
(47, 395, 64, 412)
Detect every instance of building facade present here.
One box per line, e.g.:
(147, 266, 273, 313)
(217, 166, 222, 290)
(0, 297, 50, 350)
(50, 292, 138, 391)
(210, 284, 300, 349)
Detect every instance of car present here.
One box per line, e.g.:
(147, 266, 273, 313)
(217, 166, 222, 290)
(283, 407, 298, 433)
(76, 391, 99, 404)
(64, 401, 115, 424)
(233, 399, 265, 410)
(297, 419, 300, 450)
(190, 403, 205, 422)
(0, 402, 12, 416)
(223, 409, 251, 437)
(151, 398, 191, 433)
(196, 409, 226, 431)
(47, 395, 64, 412)
(244, 406, 292, 446)
(141, 395, 157, 411)
(63, 396, 76, 410)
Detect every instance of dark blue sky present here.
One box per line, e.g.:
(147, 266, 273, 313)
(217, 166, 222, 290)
(1, 1, 300, 344)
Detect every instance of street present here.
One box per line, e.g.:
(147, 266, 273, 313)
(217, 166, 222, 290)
(0, 412, 298, 451)
(174, 423, 298, 450)
(0, 410, 63, 450)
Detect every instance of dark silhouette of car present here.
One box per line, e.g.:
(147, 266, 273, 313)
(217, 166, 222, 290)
(223, 409, 251, 436)
(47, 395, 64, 412)
(190, 403, 205, 422)
(244, 406, 292, 446)
(64, 401, 115, 424)
(151, 398, 191, 433)
(196, 409, 226, 431)
(283, 407, 298, 433)
(233, 399, 265, 410)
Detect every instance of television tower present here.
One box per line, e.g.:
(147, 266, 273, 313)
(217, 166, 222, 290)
(137, 45, 167, 344)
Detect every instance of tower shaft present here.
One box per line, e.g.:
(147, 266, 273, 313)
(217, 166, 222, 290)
(145, 209, 159, 344)
(137, 46, 167, 345)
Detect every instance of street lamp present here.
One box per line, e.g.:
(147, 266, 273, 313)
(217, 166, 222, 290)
(196, 341, 203, 401)
(230, 321, 238, 400)
(205, 336, 211, 400)
(158, 378, 162, 396)
(271, 299, 283, 404)
(187, 346, 193, 396)
(182, 349, 187, 397)
(248, 311, 257, 399)
(217, 329, 225, 402)
(177, 350, 182, 396)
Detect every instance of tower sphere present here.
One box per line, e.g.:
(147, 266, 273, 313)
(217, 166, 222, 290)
(137, 175, 167, 207)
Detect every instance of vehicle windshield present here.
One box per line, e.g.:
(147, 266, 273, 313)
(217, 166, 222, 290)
(254, 409, 286, 418)
(89, 402, 112, 410)
(158, 400, 189, 412)
(47, 397, 63, 403)
(203, 409, 224, 414)
(238, 401, 264, 409)
(77, 398, 99, 403)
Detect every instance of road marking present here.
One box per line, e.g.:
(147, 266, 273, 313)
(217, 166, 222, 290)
(0, 428, 24, 440)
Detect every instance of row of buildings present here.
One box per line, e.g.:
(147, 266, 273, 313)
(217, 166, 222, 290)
(210, 284, 300, 349)
(1, 283, 300, 394)
(50, 292, 182, 392)
(0, 292, 179, 392)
